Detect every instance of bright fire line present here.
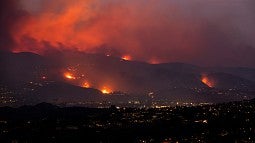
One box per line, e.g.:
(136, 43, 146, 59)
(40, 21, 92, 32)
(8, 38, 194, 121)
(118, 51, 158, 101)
(201, 76, 214, 88)
(101, 87, 112, 94)
(64, 72, 76, 80)
(121, 55, 132, 61)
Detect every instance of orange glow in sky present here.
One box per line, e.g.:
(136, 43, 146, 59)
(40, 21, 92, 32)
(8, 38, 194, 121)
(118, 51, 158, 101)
(149, 58, 160, 64)
(7, 0, 255, 68)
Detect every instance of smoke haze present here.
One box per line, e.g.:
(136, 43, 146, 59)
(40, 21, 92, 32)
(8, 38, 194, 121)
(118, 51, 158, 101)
(1, 0, 255, 67)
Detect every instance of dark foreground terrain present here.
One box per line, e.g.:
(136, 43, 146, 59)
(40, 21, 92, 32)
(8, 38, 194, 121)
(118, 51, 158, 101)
(0, 100, 255, 143)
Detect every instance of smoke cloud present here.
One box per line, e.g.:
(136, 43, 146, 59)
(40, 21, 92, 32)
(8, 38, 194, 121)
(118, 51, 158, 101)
(1, 0, 255, 67)
(0, 0, 26, 51)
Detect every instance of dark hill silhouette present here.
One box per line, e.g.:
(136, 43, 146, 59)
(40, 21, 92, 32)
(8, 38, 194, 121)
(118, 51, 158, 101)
(0, 51, 254, 104)
(31, 82, 104, 103)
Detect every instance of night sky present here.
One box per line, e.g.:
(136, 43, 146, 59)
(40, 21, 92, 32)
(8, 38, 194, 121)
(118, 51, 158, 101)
(1, 0, 255, 67)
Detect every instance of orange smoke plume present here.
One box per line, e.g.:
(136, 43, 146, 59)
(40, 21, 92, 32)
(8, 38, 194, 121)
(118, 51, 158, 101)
(11, 0, 197, 61)
(6, 0, 255, 67)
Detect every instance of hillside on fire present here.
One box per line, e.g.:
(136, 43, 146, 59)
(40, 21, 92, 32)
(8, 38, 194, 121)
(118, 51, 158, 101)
(0, 51, 254, 106)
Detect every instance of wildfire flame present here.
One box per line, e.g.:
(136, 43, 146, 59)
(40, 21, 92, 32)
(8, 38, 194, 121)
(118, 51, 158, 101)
(121, 55, 132, 61)
(82, 81, 90, 88)
(101, 86, 112, 94)
(201, 75, 214, 88)
(64, 72, 76, 80)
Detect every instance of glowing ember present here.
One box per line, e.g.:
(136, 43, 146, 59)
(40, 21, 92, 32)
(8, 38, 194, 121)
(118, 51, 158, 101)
(64, 72, 76, 80)
(201, 75, 214, 88)
(82, 82, 90, 88)
(121, 55, 132, 61)
(101, 87, 112, 94)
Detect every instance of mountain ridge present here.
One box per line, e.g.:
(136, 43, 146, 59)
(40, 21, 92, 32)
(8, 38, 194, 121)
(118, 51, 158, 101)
(0, 51, 254, 105)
